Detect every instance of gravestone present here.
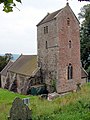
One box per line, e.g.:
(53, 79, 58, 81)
(23, 98, 30, 106)
(9, 97, 32, 120)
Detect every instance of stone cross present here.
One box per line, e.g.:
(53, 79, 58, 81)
(9, 97, 32, 120)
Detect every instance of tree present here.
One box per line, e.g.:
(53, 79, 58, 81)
(0, 0, 22, 12)
(5, 53, 13, 61)
(78, 4, 90, 78)
(0, 55, 8, 71)
(0, 53, 13, 71)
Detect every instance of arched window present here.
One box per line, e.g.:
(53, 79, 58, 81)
(68, 63, 73, 80)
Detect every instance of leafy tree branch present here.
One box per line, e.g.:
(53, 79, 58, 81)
(0, 0, 22, 12)
(79, 4, 90, 78)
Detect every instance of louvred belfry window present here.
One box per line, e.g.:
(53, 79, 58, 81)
(44, 26, 48, 34)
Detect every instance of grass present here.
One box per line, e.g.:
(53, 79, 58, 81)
(1, 83, 90, 120)
(0, 89, 28, 120)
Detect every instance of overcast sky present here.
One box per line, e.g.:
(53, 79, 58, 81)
(0, 0, 89, 55)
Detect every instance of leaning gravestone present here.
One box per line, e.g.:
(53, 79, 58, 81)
(9, 97, 32, 120)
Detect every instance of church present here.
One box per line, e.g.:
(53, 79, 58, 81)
(37, 2, 87, 93)
(0, 3, 87, 94)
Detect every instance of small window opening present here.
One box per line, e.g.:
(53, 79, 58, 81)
(46, 26, 48, 33)
(46, 41, 48, 49)
(67, 18, 70, 26)
(44, 27, 46, 34)
(44, 26, 48, 34)
(69, 40, 71, 48)
(68, 63, 73, 80)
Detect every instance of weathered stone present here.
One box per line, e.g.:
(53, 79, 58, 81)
(10, 79, 17, 92)
(37, 3, 82, 93)
(9, 97, 32, 120)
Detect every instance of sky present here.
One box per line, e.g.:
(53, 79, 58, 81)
(0, 0, 90, 55)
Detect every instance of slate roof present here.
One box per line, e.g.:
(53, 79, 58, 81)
(8, 55, 38, 76)
(0, 60, 14, 76)
(37, 3, 79, 26)
(81, 67, 88, 78)
(37, 9, 62, 26)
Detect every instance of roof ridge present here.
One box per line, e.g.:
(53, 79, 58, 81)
(66, 5, 80, 24)
(37, 9, 62, 26)
(81, 67, 88, 76)
(37, 4, 80, 26)
(7, 55, 38, 76)
(0, 60, 14, 76)
(37, 13, 50, 26)
(7, 54, 22, 71)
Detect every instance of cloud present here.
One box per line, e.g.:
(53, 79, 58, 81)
(0, 0, 89, 54)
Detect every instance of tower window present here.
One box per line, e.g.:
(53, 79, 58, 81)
(44, 26, 48, 34)
(44, 27, 46, 34)
(46, 41, 48, 49)
(67, 18, 70, 26)
(46, 26, 48, 33)
(68, 63, 73, 80)
(69, 40, 71, 48)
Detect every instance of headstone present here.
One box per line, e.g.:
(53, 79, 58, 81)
(23, 98, 30, 106)
(9, 97, 32, 120)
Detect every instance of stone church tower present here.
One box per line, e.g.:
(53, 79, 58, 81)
(37, 3, 81, 93)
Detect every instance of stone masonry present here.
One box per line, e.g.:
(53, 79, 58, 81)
(37, 3, 82, 93)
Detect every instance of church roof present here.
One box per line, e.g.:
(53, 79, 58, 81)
(37, 3, 79, 26)
(81, 67, 88, 78)
(37, 9, 62, 26)
(8, 55, 38, 76)
(0, 60, 14, 76)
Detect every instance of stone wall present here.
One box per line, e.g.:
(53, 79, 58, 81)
(1, 75, 6, 88)
(56, 5, 81, 93)
(81, 78, 87, 85)
(7, 69, 43, 94)
(37, 19, 59, 92)
(37, 4, 82, 93)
